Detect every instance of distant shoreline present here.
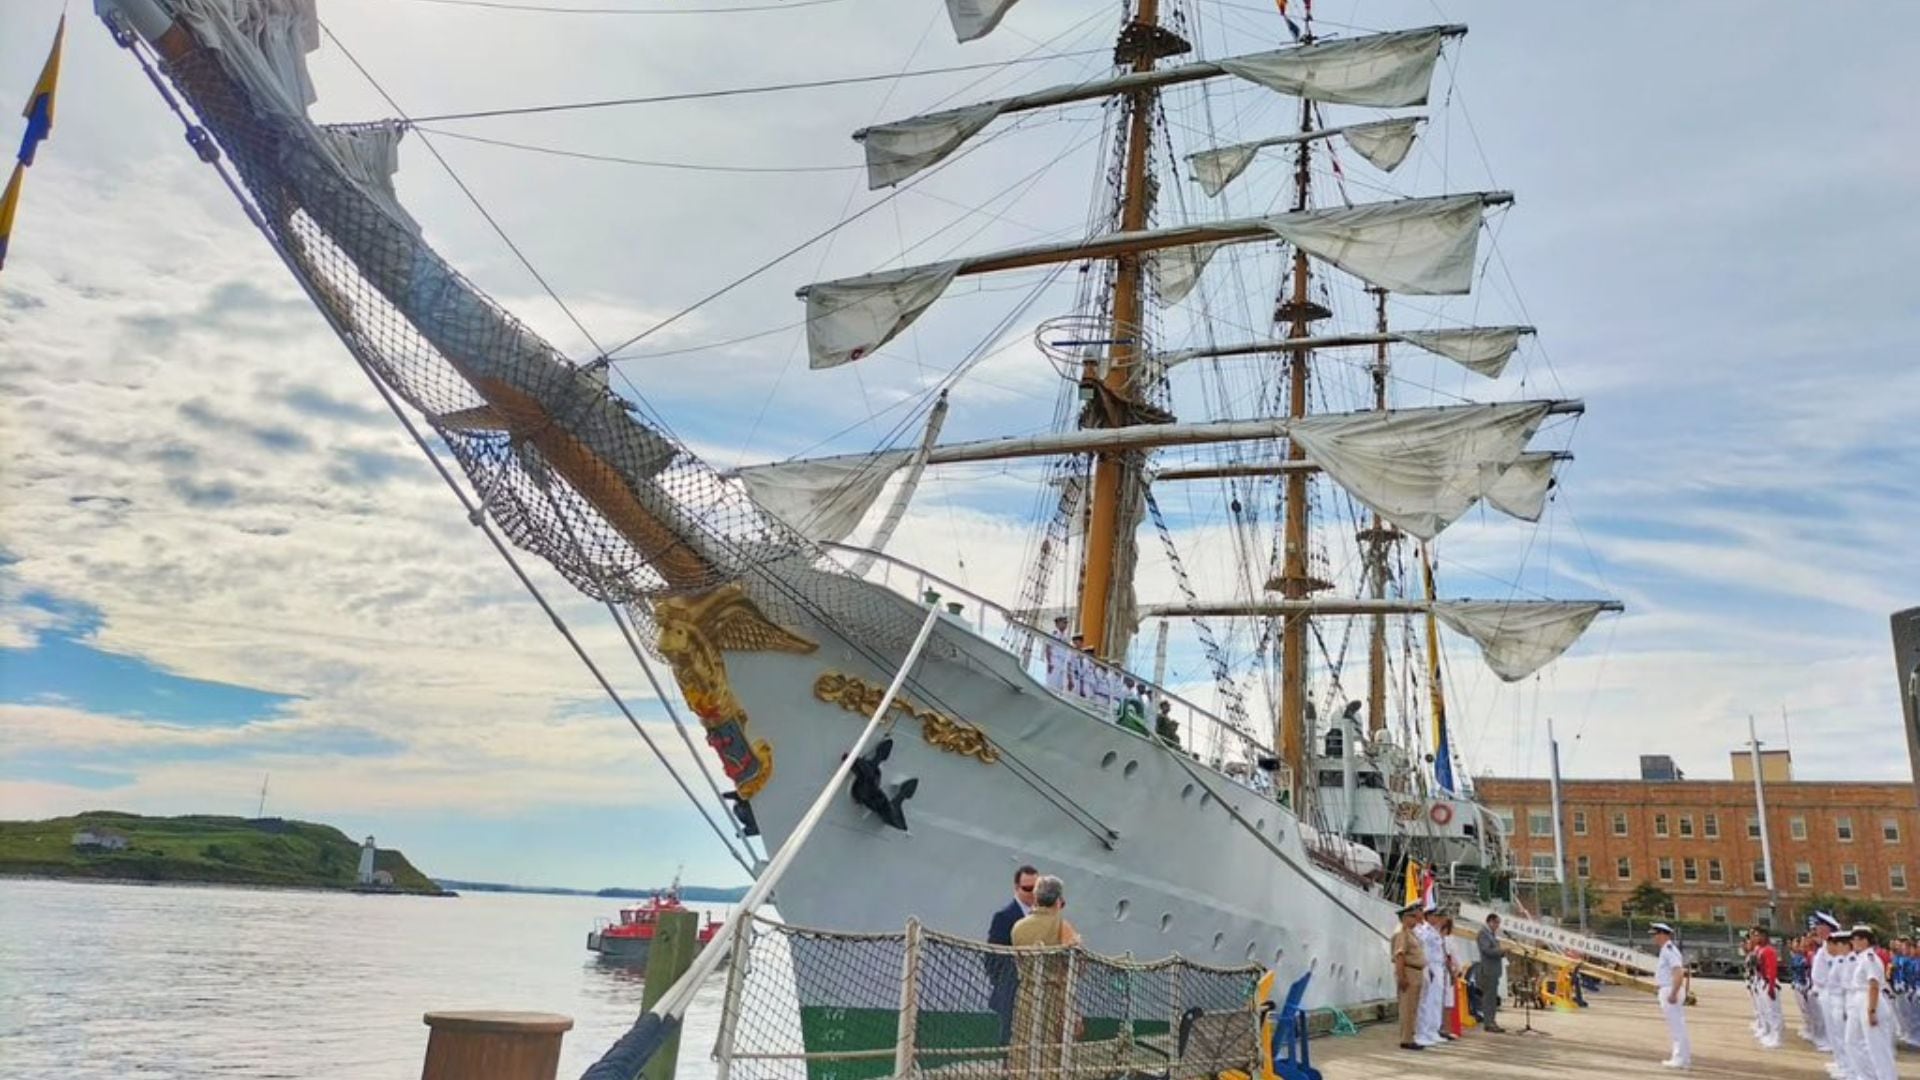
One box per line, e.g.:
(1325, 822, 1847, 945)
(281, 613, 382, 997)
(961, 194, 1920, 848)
(0, 870, 456, 897)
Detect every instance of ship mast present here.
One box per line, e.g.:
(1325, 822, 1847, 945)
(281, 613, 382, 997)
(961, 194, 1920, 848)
(1360, 288, 1398, 738)
(1274, 60, 1324, 808)
(1077, 0, 1171, 660)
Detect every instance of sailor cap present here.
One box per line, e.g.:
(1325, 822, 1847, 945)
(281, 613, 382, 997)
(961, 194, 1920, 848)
(1850, 924, 1877, 939)
(1815, 911, 1844, 931)
(1397, 901, 1425, 917)
(1649, 922, 1676, 935)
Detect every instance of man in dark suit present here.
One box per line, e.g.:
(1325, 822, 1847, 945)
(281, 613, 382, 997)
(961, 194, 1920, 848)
(986, 864, 1039, 1042)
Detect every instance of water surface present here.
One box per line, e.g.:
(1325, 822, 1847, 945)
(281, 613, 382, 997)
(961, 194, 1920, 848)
(0, 878, 727, 1079)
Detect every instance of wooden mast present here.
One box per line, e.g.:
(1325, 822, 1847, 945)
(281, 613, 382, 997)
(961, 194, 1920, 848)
(1275, 82, 1318, 808)
(1077, 0, 1166, 659)
(1362, 288, 1397, 738)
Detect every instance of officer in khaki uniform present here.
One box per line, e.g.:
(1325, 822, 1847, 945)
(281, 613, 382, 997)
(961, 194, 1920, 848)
(1391, 901, 1428, 1051)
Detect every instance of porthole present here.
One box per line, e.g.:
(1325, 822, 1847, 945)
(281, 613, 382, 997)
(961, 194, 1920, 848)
(1273, 947, 1285, 965)
(1123, 760, 1139, 778)
(1115, 898, 1131, 921)
(1100, 750, 1118, 770)
(1180, 783, 1195, 800)
(1199, 792, 1214, 809)
(1256, 818, 1266, 831)
(1245, 941, 1259, 961)
(1159, 913, 1173, 933)
(1211, 932, 1225, 951)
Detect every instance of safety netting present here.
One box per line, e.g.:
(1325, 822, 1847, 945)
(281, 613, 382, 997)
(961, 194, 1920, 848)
(137, 0, 929, 655)
(718, 915, 1263, 1080)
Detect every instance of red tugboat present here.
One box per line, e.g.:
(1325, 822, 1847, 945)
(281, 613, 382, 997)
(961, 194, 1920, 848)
(586, 876, 724, 964)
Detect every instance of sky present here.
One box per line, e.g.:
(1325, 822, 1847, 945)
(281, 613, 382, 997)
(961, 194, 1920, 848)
(2, 0, 1918, 890)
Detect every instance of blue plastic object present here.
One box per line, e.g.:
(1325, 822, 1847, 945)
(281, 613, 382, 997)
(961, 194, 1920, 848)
(1270, 968, 1320, 1080)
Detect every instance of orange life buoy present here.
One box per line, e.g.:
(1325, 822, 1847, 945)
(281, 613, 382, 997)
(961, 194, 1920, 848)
(1430, 802, 1454, 826)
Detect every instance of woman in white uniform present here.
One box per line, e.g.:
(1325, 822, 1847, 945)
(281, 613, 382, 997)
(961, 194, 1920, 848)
(1651, 922, 1691, 1069)
(1846, 925, 1896, 1080)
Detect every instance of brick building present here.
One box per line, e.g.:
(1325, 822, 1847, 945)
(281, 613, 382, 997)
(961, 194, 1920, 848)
(1475, 751, 1920, 926)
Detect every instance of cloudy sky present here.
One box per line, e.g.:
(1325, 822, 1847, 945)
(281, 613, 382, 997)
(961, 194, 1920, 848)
(2, 0, 1917, 889)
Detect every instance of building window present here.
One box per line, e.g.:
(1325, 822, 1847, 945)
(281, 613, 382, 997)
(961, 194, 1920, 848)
(1576, 855, 1591, 878)
(1704, 813, 1719, 838)
(1572, 810, 1587, 836)
(1654, 813, 1670, 838)
(1613, 812, 1628, 837)
(1530, 853, 1557, 877)
(1747, 815, 1761, 840)
(1884, 818, 1902, 843)
(1790, 816, 1807, 841)
(1495, 808, 1515, 836)
(1678, 815, 1695, 838)
(1753, 908, 1771, 927)
(1892, 865, 1908, 892)
(1683, 857, 1699, 883)
(1751, 861, 1767, 885)
(1837, 816, 1854, 842)
(1708, 858, 1724, 883)
(1795, 862, 1812, 887)
(1842, 864, 1860, 890)
(1710, 905, 1728, 924)
(1528, 809, 1553, 837)
(1658, 857, 1674, 882)
(1617, 857, 1632, 880)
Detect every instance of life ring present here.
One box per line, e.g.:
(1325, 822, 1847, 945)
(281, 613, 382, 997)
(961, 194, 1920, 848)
(1429, 802, 1454, 826)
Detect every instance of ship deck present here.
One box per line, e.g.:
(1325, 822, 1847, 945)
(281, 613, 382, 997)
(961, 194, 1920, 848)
(1312, 977, 1864, 1079)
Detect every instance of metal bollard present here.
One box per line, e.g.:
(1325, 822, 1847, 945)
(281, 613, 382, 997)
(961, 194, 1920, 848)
(421, 1011, 574, 1080)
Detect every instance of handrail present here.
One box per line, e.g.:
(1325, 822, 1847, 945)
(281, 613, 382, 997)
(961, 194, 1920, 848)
(815, 541, 1277, 767)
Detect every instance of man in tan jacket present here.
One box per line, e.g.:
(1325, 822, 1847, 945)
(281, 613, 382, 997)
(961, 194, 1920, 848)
(1391, 901, 1427, 1051)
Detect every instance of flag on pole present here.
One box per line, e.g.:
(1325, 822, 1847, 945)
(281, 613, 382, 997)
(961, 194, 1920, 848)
(1403, 858, 1420, 906)
(1, 14, 66, 274)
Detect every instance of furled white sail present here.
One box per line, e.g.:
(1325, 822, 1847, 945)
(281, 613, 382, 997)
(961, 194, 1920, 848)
(169, 0, 320, 119)
(945, 0, 1021, 42)
(1261, 193, 1488, 296)
(1341, 117, 1421, 171)
(1398, 325, 1530, 378)
(1189, 144, 1263, 198)
(736, 452, 911, 543)
(1286, 402, 1552, 540)
(803, 261, 963, 369)
(858, 103, 1003, 189)
(1482, 451, 1557, 522)
(1190, 117, 1421, 198)
(848, 395, 949, 575)
(1217, 26, 1451, 108)
(1434, 600, 1608, 682)
(1146, 243, 1222, 306)
(319, 121, 416, 233)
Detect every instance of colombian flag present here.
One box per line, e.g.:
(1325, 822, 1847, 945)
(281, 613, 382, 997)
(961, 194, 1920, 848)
(1, 14, 65, 274)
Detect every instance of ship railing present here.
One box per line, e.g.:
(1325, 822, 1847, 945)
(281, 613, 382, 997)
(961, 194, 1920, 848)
(816, 542, 1282, 788)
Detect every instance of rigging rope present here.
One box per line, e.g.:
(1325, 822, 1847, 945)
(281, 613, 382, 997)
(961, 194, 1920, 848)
(402, 50, 1109, 125)
(391, 0, 854, 13)
(1143, 488, 1252, 730)
(415, 126, 864, 174)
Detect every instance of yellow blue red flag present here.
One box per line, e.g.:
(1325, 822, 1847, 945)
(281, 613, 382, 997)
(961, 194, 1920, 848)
(1, 14, 66, 274)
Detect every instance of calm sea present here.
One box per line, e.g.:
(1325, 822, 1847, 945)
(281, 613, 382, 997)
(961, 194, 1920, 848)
(0, 878, 730, 1079)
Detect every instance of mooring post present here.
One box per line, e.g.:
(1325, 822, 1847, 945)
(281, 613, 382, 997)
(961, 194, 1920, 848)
(641, 909, 700, 1080)
(420, 1011, 573, 1080)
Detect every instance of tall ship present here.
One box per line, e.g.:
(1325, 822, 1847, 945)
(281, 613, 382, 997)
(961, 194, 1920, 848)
(91, 0, 1618, 1009)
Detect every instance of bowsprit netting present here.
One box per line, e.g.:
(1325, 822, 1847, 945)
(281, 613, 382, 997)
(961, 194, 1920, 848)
(129, 0, 928, 655)
(718, 915, 1263, 1080)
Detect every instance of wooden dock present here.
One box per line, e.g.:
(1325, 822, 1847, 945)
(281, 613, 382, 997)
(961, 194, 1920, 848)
(1310, 977, 1865, 1079)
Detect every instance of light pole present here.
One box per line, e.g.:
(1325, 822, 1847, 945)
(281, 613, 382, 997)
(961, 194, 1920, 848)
(1748, 715, 1778, 927)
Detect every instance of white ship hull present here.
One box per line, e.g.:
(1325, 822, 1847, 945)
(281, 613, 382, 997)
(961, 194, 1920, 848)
(717, 574, 1398, 1010)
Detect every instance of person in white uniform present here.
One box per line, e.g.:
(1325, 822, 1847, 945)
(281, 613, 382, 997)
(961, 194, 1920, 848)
(1825, 927, 1859, 1080)
(1414, 906, 1448, 1047)
(1845, 925, 1897, 1080)
(1805, 916, 1835, 1052)
(1651, 922, 1691, 1069)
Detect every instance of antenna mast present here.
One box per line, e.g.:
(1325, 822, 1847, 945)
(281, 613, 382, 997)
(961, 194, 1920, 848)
(256, 774, 269, 818)
(1076, 0, 1180, 660)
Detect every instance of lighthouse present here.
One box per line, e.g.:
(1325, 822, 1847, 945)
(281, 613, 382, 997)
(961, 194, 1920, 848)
(357, 836, 376, 885)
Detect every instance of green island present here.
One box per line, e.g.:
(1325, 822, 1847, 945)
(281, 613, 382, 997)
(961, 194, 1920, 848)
(0, 812, 444, 895)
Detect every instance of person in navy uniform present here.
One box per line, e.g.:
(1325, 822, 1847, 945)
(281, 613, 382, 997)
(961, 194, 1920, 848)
(986, 864, 1039, 1042)
(1651, 922, 1691, 1069)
